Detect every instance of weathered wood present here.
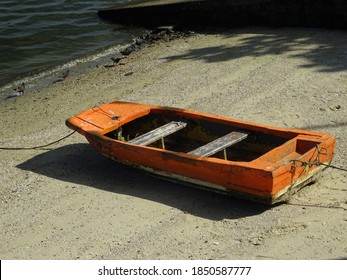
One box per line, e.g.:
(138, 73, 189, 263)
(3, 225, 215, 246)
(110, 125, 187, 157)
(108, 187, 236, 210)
(188, 131, 248, 157)
(128, 121, 187, 146)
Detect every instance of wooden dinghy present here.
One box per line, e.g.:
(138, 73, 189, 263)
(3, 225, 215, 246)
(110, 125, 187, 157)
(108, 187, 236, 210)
(66, 101, 335, 204)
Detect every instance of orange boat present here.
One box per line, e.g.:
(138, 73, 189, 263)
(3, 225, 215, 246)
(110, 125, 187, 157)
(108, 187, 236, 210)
(66, 101, 335, 204)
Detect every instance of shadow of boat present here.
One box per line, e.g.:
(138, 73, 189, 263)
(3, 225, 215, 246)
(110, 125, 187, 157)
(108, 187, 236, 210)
(17, 143, 270, 220)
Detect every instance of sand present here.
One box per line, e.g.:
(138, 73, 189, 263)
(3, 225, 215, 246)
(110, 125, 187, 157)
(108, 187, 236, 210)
(0, 27, 346, 260)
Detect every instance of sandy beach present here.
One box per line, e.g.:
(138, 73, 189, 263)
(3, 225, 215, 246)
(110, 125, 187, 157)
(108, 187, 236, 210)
(0, 27, 346, 260)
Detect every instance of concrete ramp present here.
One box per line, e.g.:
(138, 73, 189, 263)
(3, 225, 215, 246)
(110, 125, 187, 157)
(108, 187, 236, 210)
(98, 0, 347, 29)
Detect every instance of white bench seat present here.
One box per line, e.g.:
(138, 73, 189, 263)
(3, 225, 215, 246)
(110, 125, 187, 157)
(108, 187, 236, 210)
(188, 131, 248, 157)
(128, 121, 187, 146)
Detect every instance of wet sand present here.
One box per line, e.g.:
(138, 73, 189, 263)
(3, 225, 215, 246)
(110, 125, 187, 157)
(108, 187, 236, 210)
(0, 27, 346, 259)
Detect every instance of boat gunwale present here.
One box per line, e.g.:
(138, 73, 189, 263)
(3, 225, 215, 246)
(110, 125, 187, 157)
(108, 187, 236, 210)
(67, 101, 335, 172)
(67, 101, 330, 139)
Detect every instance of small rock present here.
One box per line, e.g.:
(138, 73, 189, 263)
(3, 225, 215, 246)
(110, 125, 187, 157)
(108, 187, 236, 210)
(250, 237, 263, 246)
(329, 105, 341, 111)
(124, 71, 133, 76)
(156, 26, 175, 33)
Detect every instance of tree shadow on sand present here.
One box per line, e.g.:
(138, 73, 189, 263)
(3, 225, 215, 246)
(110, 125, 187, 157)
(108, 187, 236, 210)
(166, 28, 347, 73)
(17, 143, 270, 221)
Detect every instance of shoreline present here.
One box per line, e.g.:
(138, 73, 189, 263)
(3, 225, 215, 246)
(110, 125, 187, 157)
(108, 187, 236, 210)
(0, 27, 193, 103)
(0, 27, 151, 103)
(1, 27, 346, 260)
(0, 1, 142, 98)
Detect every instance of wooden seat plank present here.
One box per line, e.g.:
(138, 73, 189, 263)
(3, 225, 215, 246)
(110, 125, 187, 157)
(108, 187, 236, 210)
(188, 131, 248, 157)
(128, 121, 187, 146)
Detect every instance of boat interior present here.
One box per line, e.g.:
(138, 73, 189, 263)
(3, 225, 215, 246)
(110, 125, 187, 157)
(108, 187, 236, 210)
(104, 110, 318, 162)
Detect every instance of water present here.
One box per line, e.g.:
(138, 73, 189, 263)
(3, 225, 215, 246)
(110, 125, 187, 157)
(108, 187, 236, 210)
(0, 0, 145, 99)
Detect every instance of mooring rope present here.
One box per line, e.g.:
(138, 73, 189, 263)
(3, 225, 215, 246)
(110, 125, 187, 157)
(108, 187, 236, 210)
(316, 162, 347, 172)
(0, 130, 76, 150)
(290, 159, 347, 172)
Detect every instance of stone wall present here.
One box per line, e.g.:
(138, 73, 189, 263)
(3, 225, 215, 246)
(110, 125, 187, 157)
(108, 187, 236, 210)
(98, 0, 347, 29)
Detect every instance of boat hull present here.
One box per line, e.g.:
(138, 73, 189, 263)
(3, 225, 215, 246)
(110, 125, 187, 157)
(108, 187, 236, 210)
(66, 101, 335, 204)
